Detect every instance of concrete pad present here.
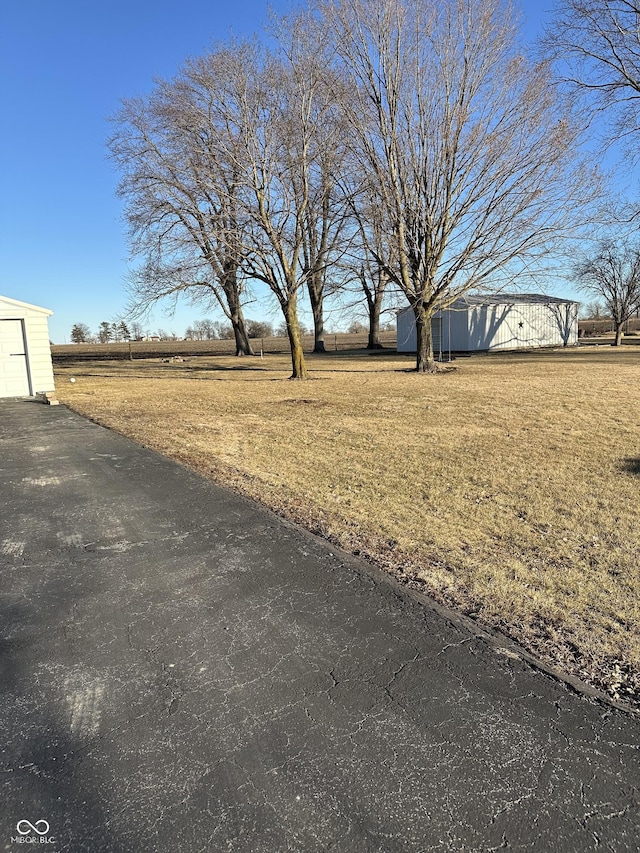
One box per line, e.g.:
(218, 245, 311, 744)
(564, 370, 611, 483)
(0, 400, 638, 852)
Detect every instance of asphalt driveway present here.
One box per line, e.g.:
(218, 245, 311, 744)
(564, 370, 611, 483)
(0, 400, 638, 852)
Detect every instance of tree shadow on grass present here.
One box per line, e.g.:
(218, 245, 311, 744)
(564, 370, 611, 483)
(620, 457, 640, 476)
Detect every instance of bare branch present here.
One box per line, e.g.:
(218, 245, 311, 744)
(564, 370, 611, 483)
(543, 0, 640, 156)
(318, 0, 597, 371)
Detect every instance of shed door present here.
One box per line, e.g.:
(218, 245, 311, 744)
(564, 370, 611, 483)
(0, 319, 31, 397)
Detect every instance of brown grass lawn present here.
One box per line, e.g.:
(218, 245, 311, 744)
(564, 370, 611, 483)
(54, 346, 640, 708)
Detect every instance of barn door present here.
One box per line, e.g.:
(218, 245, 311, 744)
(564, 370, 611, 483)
(0, 319, 31, 397)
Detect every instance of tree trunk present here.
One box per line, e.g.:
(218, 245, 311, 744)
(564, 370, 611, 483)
(284, 295, 308, 379)
(367, 292, 383, 349)
(307, 276, 326, 353)
(231, 312, 254, 356)
(222, 273, 254, 356)
(415, 308, 436, 373)
(613, 323, 624, 346)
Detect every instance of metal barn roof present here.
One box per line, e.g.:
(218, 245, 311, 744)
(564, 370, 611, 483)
(452, 293, 578, 307)
(397, 293, 578, 315)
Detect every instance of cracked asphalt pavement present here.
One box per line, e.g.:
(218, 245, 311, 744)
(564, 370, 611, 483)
(1, 400, 638, 852)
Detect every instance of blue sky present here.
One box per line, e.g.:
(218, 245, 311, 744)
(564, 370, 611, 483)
(0, 0, 632, 342)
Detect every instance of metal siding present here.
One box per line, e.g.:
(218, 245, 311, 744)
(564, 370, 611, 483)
(395, 311, 443, 354)
(488, 304, 517, 349)
(397, 299, 579, 352)
(396, 310, 416, 352)
(546, 301, 579, 346)
(468, 305, 491, 349)
(520, 303, 545, 347)
(454, 307, 470, 351)
(432, 317, 442, 358)
(439, 307, 465, 352)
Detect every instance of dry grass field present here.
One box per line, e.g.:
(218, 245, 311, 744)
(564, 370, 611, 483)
(50, 330, 397, 360)
(54, 345, 640, 708)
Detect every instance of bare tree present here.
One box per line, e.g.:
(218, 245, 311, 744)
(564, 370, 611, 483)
(212, 43, 351, 377)
(129, 321, 144, 340)
(213, 321, 235, 339)
(345, 187, 397, 349)
(580, 299, 609, 319)
(108, 55, 255, 356)
(189, 318, 217, 340)
(544, 0, 640, 153)
(317, 0, 595, 371)
(271, 12, 356, 354)
(574, 241, 640, 344)
(70, 323, 92, 344)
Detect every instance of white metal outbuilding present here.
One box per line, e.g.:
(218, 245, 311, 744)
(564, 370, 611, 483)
(0, 295, 55, 399)
(397, 294, 579, 355)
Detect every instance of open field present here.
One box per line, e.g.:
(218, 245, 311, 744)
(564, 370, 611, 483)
(51, 330, 397, 360)
(579, 317, 640, 337)
(51, 319, 640, 362)
(54, 346, 640, 708)
(50, 324, 640, 362)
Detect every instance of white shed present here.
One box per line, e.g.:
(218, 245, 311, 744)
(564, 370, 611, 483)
(0, 295, 56, 398)
(397, 294, 579, 355)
